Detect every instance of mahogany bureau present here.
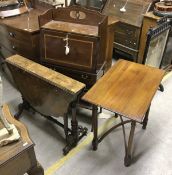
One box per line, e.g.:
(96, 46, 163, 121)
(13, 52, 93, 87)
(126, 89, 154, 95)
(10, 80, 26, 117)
(39, 5, 117, 89)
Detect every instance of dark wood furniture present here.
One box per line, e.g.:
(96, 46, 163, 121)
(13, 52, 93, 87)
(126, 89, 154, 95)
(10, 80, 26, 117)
(0, 104, 44, 175)
(82, 59, 165, 166)
(6, 54, 87, 154)
(69, 0, 153, 61)
(0, 0, 53, 62)
(39, 5, 117, 89)
(102, 0, 153, 61)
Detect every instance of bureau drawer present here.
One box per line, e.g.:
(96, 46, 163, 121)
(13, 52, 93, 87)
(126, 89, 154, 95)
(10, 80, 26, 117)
(45, 64, 103, 89)
(114, 32, 139, 50)
(0, 24, 31, 42)
(41, 30, 99, 72)
(0, 36, 39, 61)
(114, 22, 140, 50)
(114, 22, 139, 37)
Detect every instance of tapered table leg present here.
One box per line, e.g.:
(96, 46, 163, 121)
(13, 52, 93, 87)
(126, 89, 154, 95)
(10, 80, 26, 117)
(142, 106, 150, 129)
(124, 121, 136, 167)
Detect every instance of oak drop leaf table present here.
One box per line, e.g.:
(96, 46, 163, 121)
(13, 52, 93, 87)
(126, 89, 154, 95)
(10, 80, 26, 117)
(82, 59, 165, 166)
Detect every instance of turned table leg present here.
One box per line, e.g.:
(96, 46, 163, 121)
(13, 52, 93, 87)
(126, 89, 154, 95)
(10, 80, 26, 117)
(92, 105, 98, 150)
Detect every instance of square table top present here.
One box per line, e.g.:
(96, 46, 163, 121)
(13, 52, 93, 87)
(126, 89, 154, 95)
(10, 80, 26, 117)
(82, 59, 165, 123)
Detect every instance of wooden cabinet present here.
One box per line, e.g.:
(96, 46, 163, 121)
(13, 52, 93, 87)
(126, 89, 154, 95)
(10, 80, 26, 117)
(0, 2, 51, 62)
(40, 26, 99, 72)
(102, 0, 153, 61)
(39, 6, 117, 88)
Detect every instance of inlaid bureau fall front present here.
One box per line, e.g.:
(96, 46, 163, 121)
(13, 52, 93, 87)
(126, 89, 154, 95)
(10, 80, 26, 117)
(82, 59, 165, 166)
(39, 5, 117, 89)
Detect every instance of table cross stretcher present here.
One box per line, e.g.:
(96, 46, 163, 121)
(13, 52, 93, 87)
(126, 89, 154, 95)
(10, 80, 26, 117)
(82, 59, 165, 166)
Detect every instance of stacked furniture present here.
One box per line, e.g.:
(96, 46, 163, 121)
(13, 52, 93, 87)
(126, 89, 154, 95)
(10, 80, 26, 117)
(102, 0, 153, 61)
(71, 0, 154, 61)
(39, 5, 116, 89)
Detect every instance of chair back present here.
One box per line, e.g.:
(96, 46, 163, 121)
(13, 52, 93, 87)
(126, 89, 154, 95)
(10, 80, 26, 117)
(143, 17, 171, 68)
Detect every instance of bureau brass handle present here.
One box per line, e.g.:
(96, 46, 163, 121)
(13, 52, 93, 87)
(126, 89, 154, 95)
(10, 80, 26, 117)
(81, 74, 88, 79)
(9, 32, 15, 38)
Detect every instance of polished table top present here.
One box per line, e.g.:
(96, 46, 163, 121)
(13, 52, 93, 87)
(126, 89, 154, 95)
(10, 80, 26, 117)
(0, 5, 48, 33)
(82, 59, 165, 123)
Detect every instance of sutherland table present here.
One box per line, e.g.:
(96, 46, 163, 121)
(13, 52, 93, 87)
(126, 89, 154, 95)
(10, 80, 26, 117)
(82, 59, 165, 166)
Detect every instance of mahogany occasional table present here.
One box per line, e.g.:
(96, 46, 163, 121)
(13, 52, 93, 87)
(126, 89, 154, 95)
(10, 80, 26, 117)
(0, 104, 44, 175)
(82, 59, 165, 166)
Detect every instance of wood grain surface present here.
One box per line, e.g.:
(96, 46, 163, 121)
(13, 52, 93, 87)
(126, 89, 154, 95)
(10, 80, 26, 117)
(82, 59, 165, 122)
(42, 21, 98, 36)
(0, 7, 46, 33)
(6, 55, 85, 94)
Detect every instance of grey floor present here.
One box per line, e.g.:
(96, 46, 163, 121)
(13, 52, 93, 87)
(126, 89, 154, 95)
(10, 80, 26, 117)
(1, 67, 172, 175)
